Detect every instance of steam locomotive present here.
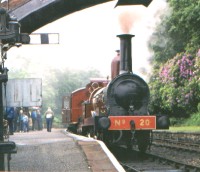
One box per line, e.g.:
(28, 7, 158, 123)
(62, 34, 169, 152)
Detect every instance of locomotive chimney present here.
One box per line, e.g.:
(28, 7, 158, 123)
(117, 34, 134, 74)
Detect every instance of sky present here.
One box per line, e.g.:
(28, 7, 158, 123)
(6, 0, 167, 81)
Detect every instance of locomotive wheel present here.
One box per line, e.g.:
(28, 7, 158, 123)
(88, 127, 95, 138)
(81, 126, 95, 138)
(136, 130, 150, 152)
(97, 131, 112, 146)
(138, 142, 148, 153)
(97, 131, 104, 141)
(125, 131, 133, 150)
(68, 123, 78, 134)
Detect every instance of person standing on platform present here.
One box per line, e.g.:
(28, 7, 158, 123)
(19, 109, 24, 132)
(13, 108, 18, 132)
(36, 109, 42, 130)
(6, 107, 15, 135)
(31, 109, 37, 131)
(44, 107, 54, 132)
(22, 113, 29, 132)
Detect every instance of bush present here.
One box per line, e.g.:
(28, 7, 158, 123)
(149, 52, 200, 117)
(169, 112, 200, 126)
(198, 103, 200, 112)
(183, 112, 200, 126)
(169, 117, 185, 126)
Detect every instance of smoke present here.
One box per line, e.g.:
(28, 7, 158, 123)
(115, 0, 168, 34)
(117, 6, 146, 33)
(114, 0, 168, 80)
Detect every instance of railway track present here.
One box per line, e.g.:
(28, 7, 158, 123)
(152, 131, 200, 152)
(108, 131, 200, 172)
(110, 145, 184, 172)
(111, 146, 200, 172)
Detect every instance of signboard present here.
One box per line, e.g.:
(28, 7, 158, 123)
(109, 116, 156, 130)
(30, 33, 59, 44)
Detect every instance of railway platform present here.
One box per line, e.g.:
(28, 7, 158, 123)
(8, 128, 125, 172)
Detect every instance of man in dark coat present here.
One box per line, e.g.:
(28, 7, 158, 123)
(6, 107, 15, 135)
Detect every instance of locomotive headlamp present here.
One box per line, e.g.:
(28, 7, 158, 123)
(115, 0, 152, 7)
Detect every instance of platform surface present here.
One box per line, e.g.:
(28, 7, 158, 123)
(8, 129, 125, 172)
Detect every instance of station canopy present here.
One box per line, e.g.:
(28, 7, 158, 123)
(0, 0, 30, 10)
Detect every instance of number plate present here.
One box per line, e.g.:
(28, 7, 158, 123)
(108, 116, 156, 130)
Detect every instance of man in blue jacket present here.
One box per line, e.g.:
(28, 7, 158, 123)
(6, 107, 15, 135)
(31, 109, 37, 130)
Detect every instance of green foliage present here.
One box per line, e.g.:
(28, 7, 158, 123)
(169, 117, 185, 126)
(170, 112, 200, 127)
(149, 53, 200, 116)
(42, 67, 102, 115)
(8, 69, 31, 79)
(148, 0, 200, 118)
(183, 112, 200, 126)
(198, 103, 200, 112)
(169, 125, 200, 132)
(149, 0, 200, 65)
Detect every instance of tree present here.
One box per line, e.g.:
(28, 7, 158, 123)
(148, 0, 200, 117)
(42, 67, 102, 115)
(149, 0, 200, 65)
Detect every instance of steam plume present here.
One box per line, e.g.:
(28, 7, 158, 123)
(117, 6, 146, 33)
